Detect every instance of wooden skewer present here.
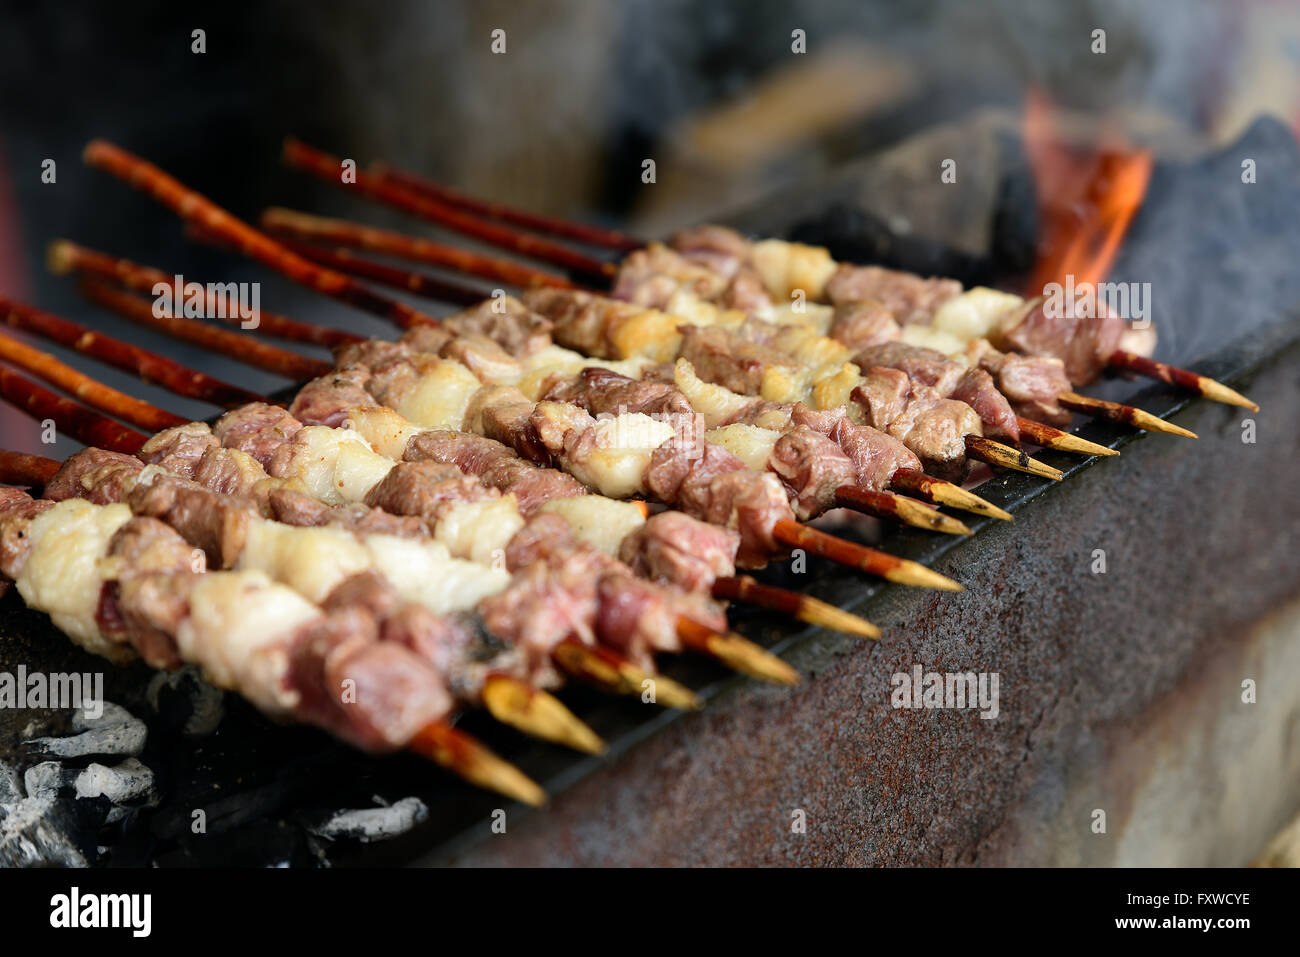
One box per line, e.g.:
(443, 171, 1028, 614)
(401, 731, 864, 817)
(711, 574, 880, 639)
(0, 294, 264, 410)
(964, 435, 1063, 481)
(552, 638, 701, 710)
(1057, 391, 1198, 439)
(77, 279, 332, 381)
(259, 233, 491, 307)
(369, 161, 645, 252)
(46, 239, 363, 349)
(335, 180, 1249, 437)
(1015, 415, 1118, 457)
(260, 206, 578, 292)
(82, 139, 439, 331)
(283, 138, 617, 281)
(0, 449, 60, 487)
(406, 721, 547, 806)
(0, 366, 148, 453)
(1108, 349, 1258, 412)
(771, 519, 962, 591)
(675, 617, 800, 685)
(0, 327, 186, 432)
(480, 673, 605, 755)
(833, 486, 971, 535)
(889, 468, 1013, 522)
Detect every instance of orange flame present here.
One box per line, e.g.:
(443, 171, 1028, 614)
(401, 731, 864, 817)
(1022, 90, 1154, 295)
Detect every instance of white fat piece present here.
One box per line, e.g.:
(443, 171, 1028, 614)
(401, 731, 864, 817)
(929, 288, 1025, 349)
(345, 406, 424, 460)
(765, 301, 835, 335)
(749, 239, 837, 301)
(515, 345, 654, 400)
(560, 413, 677, 499)
(672, 358, 752, 427)
(705, 424, 779, 471)
(898, 325, 971, 361)
(175, 570, 320, 717)
(363, 534, 510, 613)
(538, 495, 646, 555)
(15, 500, 134, 663)
(390, 356, 482, 430)
(432, 497, 524, 565)
(239, 519, 374, 604)
(279, 426, 394, 505)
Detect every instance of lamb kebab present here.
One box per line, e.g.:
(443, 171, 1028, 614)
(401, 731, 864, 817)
(50, 244, 991, 536)
(283, 337, 961, 590)
(0, 480, 546, 805)
(519, 287, 1062, 484)
(0, 339, 838, 684)
(294, 140, 1253, 415)
(69, 143, 971, 588)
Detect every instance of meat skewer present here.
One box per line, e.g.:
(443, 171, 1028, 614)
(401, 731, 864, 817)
(0, 304, 877, 649)
(0, 367, 712, 707)
(0, 476, 547, 805)
(318, 159, 1254, 413)
(519, 288, 1064, 483)
(309, 347, 962, 590)
(268, 218, 1188, 447)
(32, 447, 610, 755)
(79, 143, 969, 583)
(74, 262, 973, 536)
(0, 333, 831, 681)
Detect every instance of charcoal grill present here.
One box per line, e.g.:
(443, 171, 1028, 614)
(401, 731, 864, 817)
(2, 108, 1298, 867)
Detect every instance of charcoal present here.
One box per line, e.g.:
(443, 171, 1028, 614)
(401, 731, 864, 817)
(75, 757, 159, 824)
(23, 761, 67, 800)
(306, 796, 429, 843)
(0, 761, 21, 803)
(25, 701, 147, 759)
(146, 666, 225, 737)
(0, 796, 89, 867)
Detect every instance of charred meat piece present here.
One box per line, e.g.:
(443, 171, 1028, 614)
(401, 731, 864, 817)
(541, 366, 693, 418)
(435, 296, 554, 357)
(404, 430, 587, 515)
(768, 425, 857, 520)
(45, 448, 144, 505)
(677, 324, 796, 396)
(213, 403, 304, 468)
(618, 510, 739, 593)
(997, 296, 1124, 384)
(824, 263, 962, 325)
(289, 366, 378, 427)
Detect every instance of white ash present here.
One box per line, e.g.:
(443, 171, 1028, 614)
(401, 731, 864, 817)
(23, 761, 66, 800)
(146, 667, 225, 736)
(307, 796, 428, 843)
(0, 795, 88, 867)
(25, 702, 147, 758)
(0, 762, 21, 803)
(75, 758, 158, 824)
